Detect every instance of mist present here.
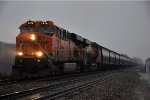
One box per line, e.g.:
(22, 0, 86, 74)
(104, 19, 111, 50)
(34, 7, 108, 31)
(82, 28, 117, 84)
(0, 42, 15, 74)
(0, 1, 150, 61)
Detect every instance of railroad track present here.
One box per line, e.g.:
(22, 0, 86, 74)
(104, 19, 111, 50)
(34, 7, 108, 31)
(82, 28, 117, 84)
(0, 78, 26, 86)
(0, 74, 74, 86)
(0, 71, 105, 99)
(0, 71, 100, 86)
(37, 74, 115, 100)
(0, 69, 122, 100)
(0, 71, 101, 96)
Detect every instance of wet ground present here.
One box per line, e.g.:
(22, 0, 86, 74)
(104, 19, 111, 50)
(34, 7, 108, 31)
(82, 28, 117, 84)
(139, 73, 150, 86)
(70, 68, 150, 100)
(1, 68, 150, 100)
(135, 72, 150, 100)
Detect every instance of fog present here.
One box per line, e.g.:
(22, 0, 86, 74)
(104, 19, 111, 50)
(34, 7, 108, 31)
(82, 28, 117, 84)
(0, 1, 150, 61)
(0, 42, 15, 74)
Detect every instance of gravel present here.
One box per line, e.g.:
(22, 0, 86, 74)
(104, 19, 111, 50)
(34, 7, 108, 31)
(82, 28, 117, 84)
(135, 73, 150, 100)
(1, 67, 150, 100)
(69, 68, 150, 100)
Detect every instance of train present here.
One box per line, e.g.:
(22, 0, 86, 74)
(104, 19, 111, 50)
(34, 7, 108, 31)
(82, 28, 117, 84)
(12, 20, 133, 77)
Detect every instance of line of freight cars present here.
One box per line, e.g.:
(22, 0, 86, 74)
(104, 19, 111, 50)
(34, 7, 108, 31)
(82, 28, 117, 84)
(12, 20, 133, 77)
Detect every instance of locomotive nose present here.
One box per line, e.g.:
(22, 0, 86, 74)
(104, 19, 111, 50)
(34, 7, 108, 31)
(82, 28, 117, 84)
(17, 32, 38, 42)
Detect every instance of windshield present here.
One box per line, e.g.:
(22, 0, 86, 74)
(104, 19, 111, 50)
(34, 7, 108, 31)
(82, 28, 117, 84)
(21, 27, 36, 33)
(39, 27, 54, 36)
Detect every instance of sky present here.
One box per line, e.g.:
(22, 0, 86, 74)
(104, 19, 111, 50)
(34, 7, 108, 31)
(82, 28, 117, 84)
(0, 1, 150, 61)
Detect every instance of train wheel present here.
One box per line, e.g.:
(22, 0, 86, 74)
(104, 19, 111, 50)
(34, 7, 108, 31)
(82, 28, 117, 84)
(80, 63, 84, 72)
(98, 63, 102, 71)
(49, 64, 56, 76)
(76, 63, 81, 72)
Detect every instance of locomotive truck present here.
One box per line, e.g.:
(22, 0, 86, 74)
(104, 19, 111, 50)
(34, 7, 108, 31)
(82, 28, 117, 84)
(12, 20, 133, 77)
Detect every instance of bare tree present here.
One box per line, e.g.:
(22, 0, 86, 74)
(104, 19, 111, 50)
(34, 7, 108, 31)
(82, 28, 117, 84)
(132, 57, 144, 66)
(132, 57, 145, 72)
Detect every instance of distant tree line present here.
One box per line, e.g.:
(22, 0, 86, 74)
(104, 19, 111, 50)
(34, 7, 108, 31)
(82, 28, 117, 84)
(132, 57, 145, 72)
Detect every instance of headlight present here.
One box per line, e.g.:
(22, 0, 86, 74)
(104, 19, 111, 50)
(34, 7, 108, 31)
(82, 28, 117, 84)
(36, 51, 43, 57)
(31, 34, 35, 41)
(17, 52, 23, 56)
(27, 21, 34, 24)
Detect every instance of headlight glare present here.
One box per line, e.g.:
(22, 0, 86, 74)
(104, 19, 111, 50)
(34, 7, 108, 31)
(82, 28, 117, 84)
(17, 52, 23, 56)
(31, 34, 35, 41)
(36, 51, 43, 57)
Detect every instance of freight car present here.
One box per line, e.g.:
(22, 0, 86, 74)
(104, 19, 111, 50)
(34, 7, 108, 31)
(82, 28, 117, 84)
(12, 20, 133, 77)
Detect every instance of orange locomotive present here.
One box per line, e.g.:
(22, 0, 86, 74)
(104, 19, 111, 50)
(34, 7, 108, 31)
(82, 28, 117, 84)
(13, 20, 91, 77)
(12, 20, 132, 77)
